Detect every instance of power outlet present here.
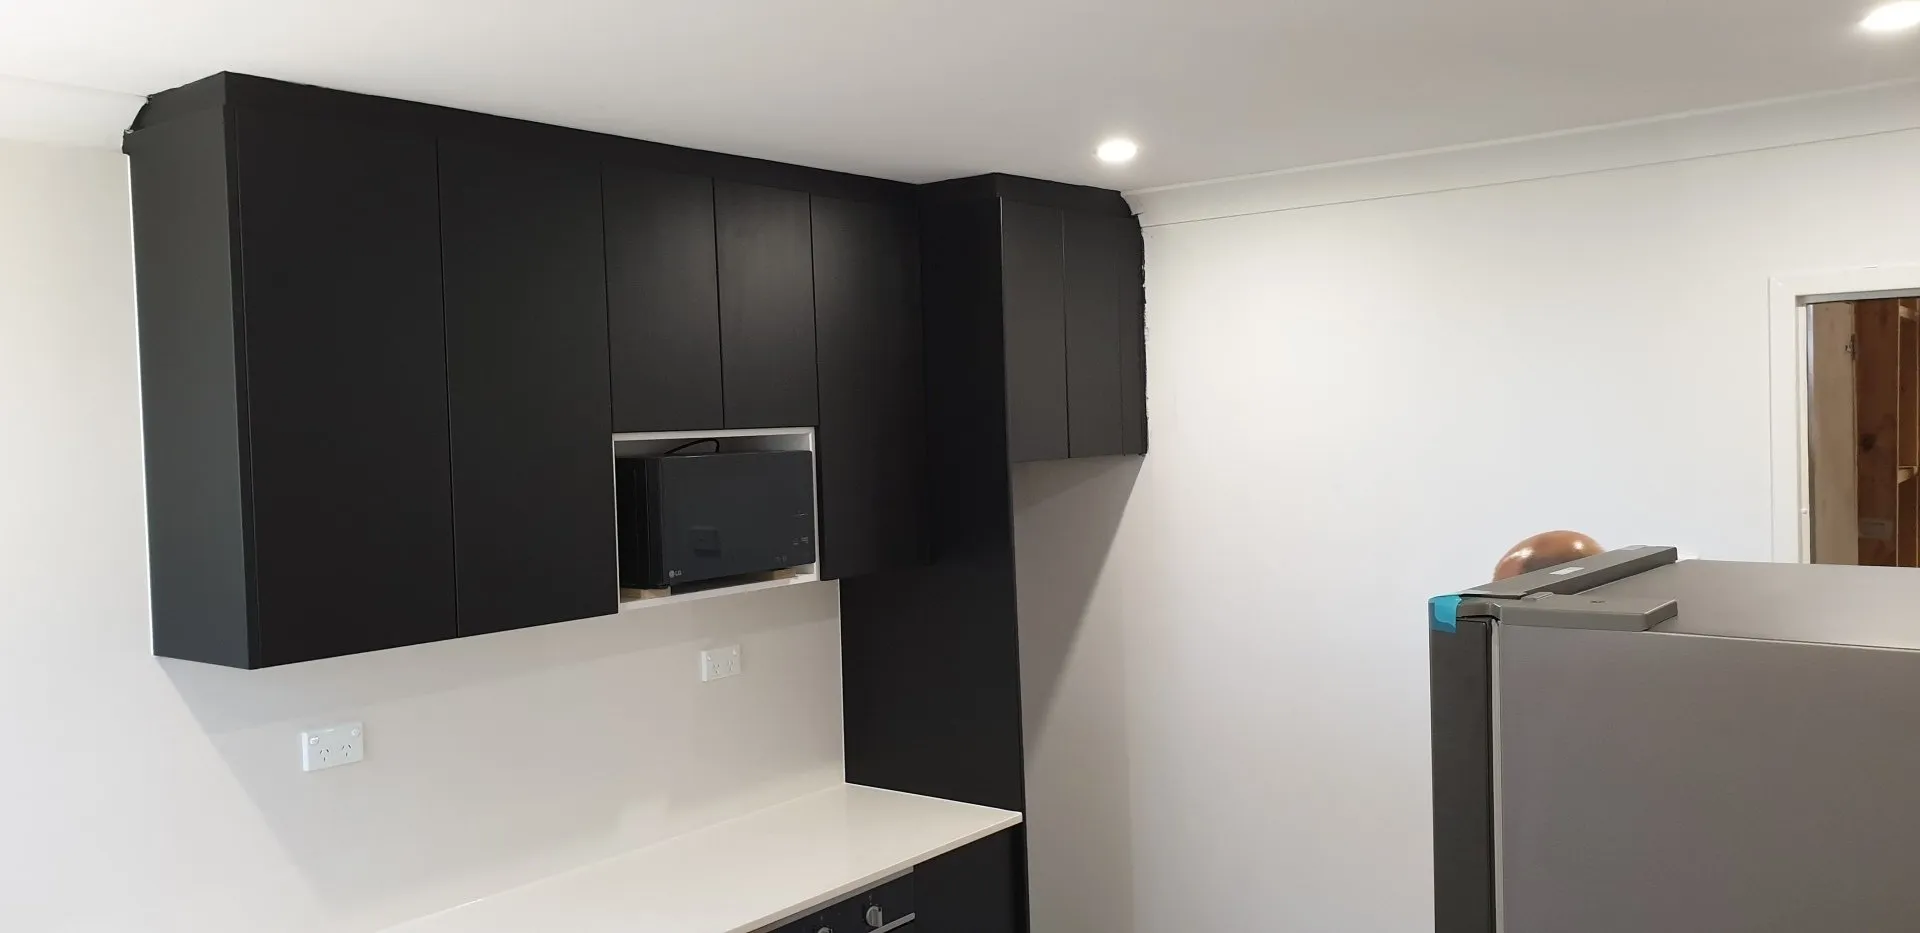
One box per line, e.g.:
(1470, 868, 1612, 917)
(700, 645, 742, 682)
(300, 722, 365, 772)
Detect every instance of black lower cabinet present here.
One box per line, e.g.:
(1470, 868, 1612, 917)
(439, 137, 617, 635)
(766, 835, 1013, 933)
(915, 830, 1023, 933)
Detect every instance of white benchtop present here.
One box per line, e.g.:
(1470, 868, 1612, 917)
(385, 783, 1022, 933)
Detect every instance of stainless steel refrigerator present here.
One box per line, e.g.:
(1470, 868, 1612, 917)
(1430, 547, 1920, 932)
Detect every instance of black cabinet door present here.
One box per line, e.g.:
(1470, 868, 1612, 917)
(1063, 212, 1125, 458)
(811, 195, 925, 579)
(605, 165, 724, 432)
(914, 829, 1023, 933)
(715, 181, 818, 428)
(999, 201, 1068, 462)
(1118, 218, 1147, 455)
(232, 107, 456, 665)
(439, 138, 616, 635)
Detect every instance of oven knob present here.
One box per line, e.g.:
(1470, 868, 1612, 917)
(865, 906, 885, 928)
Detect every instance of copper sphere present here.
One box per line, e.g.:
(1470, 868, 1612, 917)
(1492, 530, 1604, 581)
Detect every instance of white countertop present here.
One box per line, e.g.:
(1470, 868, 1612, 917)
(385, 783, 1022, 933)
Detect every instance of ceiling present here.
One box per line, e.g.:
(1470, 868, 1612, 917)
(0, 0, 1916, 190)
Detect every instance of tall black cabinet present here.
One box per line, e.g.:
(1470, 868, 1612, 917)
(841, 175, 1147, 933)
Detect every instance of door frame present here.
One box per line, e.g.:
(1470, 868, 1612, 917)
(1770, 264, 1920, 563)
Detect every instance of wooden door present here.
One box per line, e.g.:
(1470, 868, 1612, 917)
(1810, 302, 1858, 564)
(1856, 299, 1904, 565)
(1901, 299, 1920, 566)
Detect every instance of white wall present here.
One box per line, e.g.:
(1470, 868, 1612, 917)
(1017, 84, 1920, 931)
(0, 137, 845, 932)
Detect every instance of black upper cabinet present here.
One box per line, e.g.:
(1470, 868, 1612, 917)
(812, 195, 926, 579)
(235, 110, 460, 664)
(1063, 212, 1126, 458)
(605, 165, 725, 432)
(127, 105, 457, 668)
(439, 138, 617, 635)
(1000, 201, 1070, 463)
(716, 181, 819, 428)
(133, 76, 1024, 667)
(971, 184, 1145, 463)
(1117, 220, 1147, 456)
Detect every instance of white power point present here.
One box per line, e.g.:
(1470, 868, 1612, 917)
(300, 722, 365, 772)
(700, 645, 742, 682)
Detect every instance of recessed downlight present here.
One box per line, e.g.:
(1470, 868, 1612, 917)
(1095, 138, 1139, 164)
(1862, 1, 1920, 32)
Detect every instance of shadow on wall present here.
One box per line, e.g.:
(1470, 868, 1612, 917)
(157, 585, 843, 928)
(1012, 455, 1144, 933)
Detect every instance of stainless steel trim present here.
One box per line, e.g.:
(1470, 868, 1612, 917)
(1491, 624, 1504, 933)
(871, 913, 916, 933)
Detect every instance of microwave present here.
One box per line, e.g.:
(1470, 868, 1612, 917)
(615, 449, 815, 589)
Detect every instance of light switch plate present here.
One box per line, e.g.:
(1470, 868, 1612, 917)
(700, 645, 742, 682)
(301, 721, 365, 772)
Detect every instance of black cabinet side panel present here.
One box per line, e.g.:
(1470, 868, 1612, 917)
(604, 165, 724, 432)
(233, 107, 457, 666)
(715, 181, 818, 428)
(914, 828, 1026, 933)
(843, 197, 1025, 812)
(811, 194, 926, 579)
(1062, 212, 1125, 458)
(1432, 620, 1496, 933)
(126, 109, 254, 668)
(1118, 217, 1147, 455)
(999, 201, 1068, 463)
(440, 138, 616, 636)
(147, 72, 913, 205)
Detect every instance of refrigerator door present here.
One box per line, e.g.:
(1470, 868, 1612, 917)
(1497, 622, 1920, 932)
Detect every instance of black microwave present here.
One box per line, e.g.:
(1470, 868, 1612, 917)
(615, 450, 815, 589)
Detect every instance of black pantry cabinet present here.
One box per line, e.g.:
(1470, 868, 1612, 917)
(840, 174, 1145, 933)
(124, 72, 937, 667)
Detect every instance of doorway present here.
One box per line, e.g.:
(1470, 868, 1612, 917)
(1807, 296, 1920, 565)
